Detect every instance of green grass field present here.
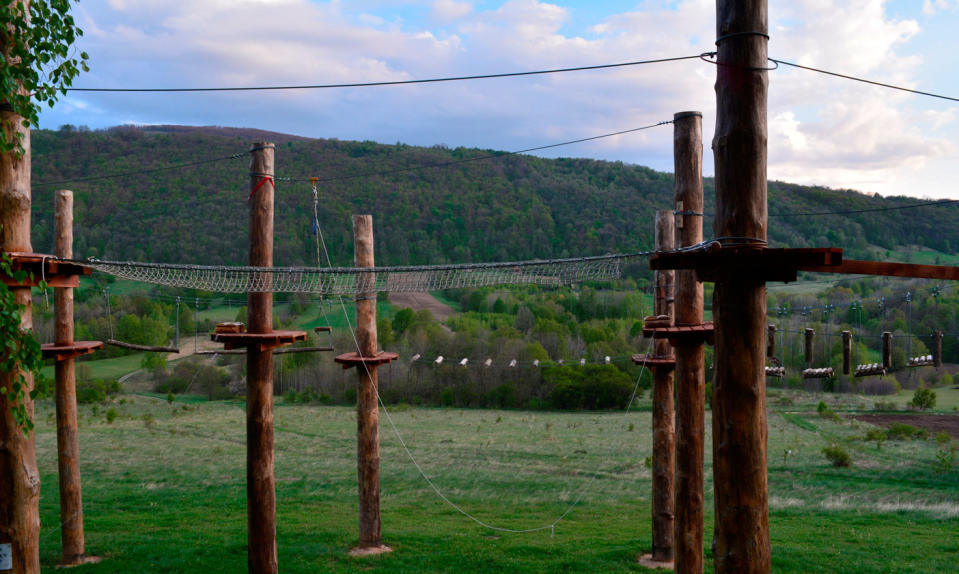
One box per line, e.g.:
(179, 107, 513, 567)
(31, 391, 958, 573)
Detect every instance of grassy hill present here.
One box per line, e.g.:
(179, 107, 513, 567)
(29, 124, 959, 271)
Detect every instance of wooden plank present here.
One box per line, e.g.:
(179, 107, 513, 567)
(802, 259, 959, 280)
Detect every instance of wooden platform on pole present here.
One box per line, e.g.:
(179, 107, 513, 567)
(51, 190, 101, 567)
(348, 214, 393, 556)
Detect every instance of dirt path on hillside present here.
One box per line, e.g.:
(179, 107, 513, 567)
(850, 413, 959, 440)
(389, 292, 454, 322)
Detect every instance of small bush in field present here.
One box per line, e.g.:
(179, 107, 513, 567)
(908, 386, 936, 411)
(822, 444, 851, 467)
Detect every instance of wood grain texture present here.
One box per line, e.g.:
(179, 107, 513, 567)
(353, 215, 383, 548)
(0, 40, 41, 572)
(54, 190, 87, 564)
(672, 111, 705, 574)
(651, 210, 675, 563)
(711, 2, 771, 572)
(247, 143, 277, 574)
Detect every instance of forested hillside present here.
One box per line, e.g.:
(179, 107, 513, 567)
(29, 125, 959, 269)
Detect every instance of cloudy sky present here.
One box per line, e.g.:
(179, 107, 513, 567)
(39, 0, 959, 199)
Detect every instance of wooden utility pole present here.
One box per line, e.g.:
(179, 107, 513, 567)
(53, 191, 89, 566)
(842, 331, 852, 375)
(0, 46, 40, 573)
(882, 332, 892, 370)
(650, 210, 675, 564)
(247, 142, 278, 574)
(712, 1, 772, 571)
(352, 215, 389, 553)
(804, 328, 815, 365)
(672, 110, 706, 574)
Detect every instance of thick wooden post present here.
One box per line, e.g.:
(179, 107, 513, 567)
(0, 22, 41, 570)
(841, 331, 852, 375)
(650, 210, 675, 563)
(53, 191, 87, 565)
(247, 142, 277, 574)
(352, 215, 388, 552)
(882, 332, 892, 370)
(672, 111, 705, 574)
(804, 328, 815, 365)
(932, 331, 943, 368)
(712, 1, 771, 572)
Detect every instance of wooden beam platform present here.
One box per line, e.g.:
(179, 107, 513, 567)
(650, 247, 843, 283)
(631, 354, 676, 370)
(642, 322, 715, 346)
(40, 341, 103, 362)
(334, 351, 399, 370)
(0, 252, 91, 288)
(801, 259, 959, 281)
(211, 330, 307, 352)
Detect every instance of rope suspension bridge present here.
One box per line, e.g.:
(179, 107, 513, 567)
(76, 252, 641, 294)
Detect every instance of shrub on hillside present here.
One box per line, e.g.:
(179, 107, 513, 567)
(822, 444, 851, 467)
(887, 422, 923, 440)
(77, 379, 121, 404)
(546, 365, 634, 410)
(908, 386, 936, 411)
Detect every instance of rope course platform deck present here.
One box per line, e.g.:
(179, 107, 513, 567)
(334, 351, 400, 370)
(855, 363, 886, 377)
(765, 366, 785, 378)
(631, 354, 675, 370)
(211, 330, 307, 352)
(75, 253, 635, 294)
(802, 367, 834, 379)
(642, 322, 715, 345)
(41, 341, 103, 361)
(1, 252, 91, 288)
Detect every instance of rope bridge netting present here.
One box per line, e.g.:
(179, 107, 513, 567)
(77, 252, 650, 295)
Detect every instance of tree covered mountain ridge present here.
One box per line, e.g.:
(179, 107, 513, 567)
(29, 124, 959, 269)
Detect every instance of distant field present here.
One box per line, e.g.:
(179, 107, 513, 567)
(31, 390, 958, 573)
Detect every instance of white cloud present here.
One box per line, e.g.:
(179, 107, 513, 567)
(39, 0, 959, 199)
(922, 0, 958, 15)
(432, 0, 473, 23)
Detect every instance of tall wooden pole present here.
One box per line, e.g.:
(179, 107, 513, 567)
(352, 215, 387, 552)
(650, 210, 675, 563)
(712, 1, 771, 572)
(842, 331, 852, 375)
(0, 11, 41, 567)
(804, 328, 815, 365)
(672, 110, 705, 574)
(53, 191, 87, 565)
(882, 332, 892, 370)
(247, 143, 277, 574)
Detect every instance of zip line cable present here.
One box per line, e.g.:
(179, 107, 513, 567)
(279, 121, 673, 184)
(65, 55, 706, 93)
(770, 57, 959, 103)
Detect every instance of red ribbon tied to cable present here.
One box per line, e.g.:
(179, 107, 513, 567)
(248, 176, 274, 201)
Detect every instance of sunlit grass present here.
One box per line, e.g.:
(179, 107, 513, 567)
(29, 391, 959, 573)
